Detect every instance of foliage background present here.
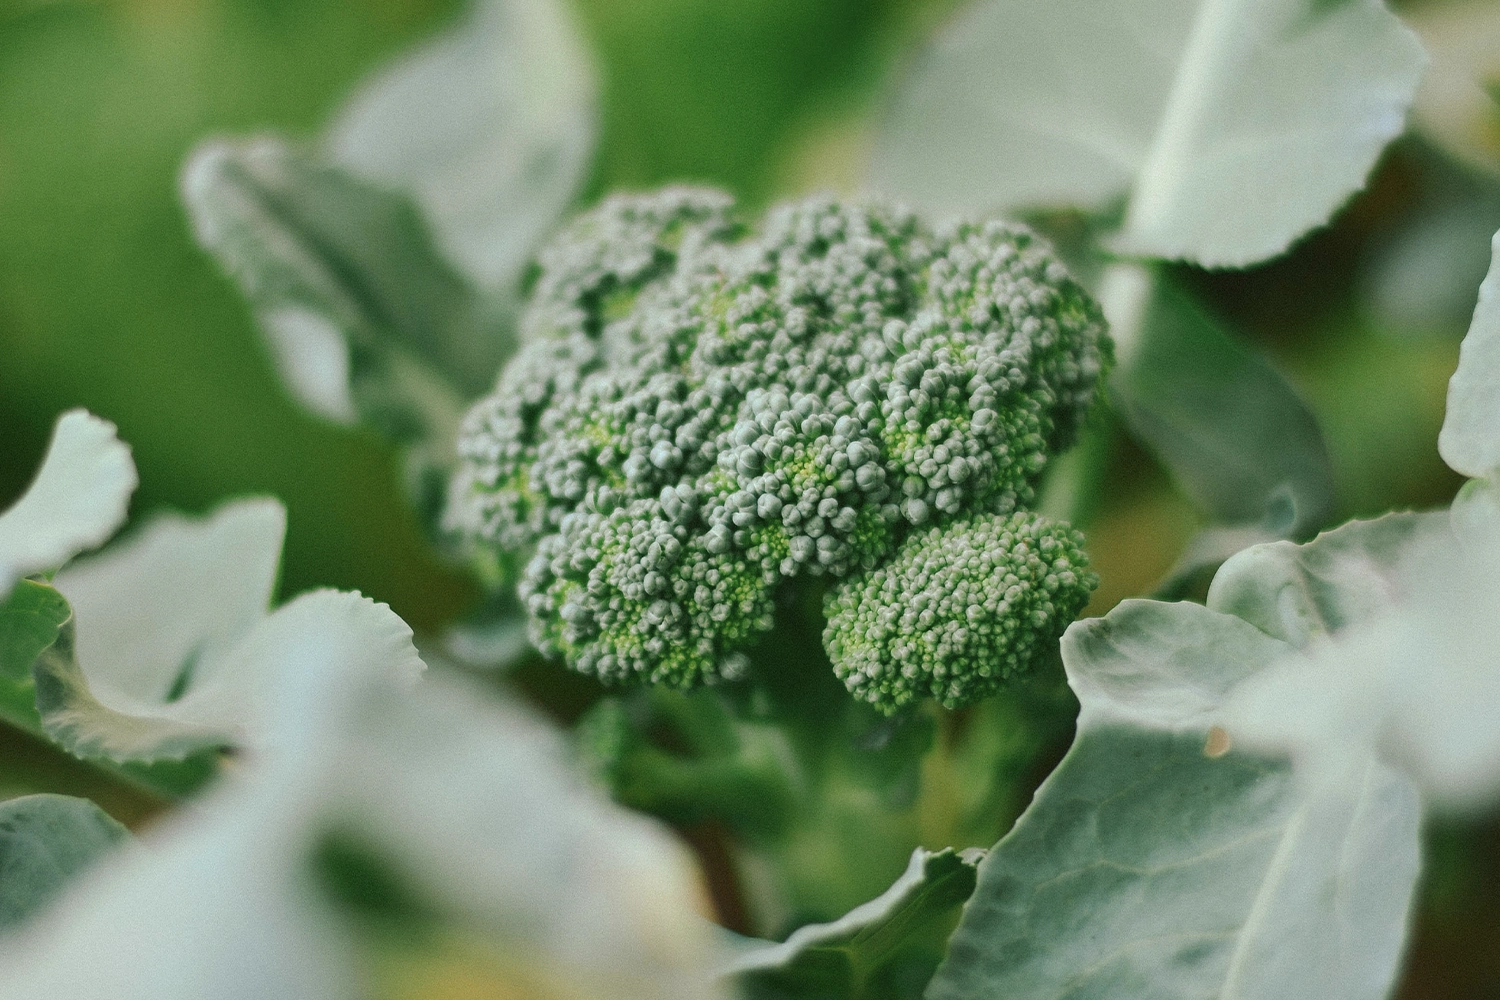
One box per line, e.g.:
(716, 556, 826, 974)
(0, 0, 1495, 994)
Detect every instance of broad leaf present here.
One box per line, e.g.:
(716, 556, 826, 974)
(32, 499, 421, 763)
(929, 600, 1421, 1000)
(326, 0, 597, 291)
(727, 847, 980, 1000)
(0, 411, 136, 597)
(181, 137, 501, 457)
(0, 795, 130, 931)
(1221, 517, 1500, 809)
(1207, 511, 1449, 648)
(1439, 228, 1500, 480)
(53, 499, 284, 707)
(1109, 268, 1335, 536)
(35, 584, 421, 764)
(871, 0, 1426, 267)
(0, 660, 726, 999)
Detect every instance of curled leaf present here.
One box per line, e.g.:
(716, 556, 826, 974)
(0, 411, 136, 598)
(37, 499, 422, 763)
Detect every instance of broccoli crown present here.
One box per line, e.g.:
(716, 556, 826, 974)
(824, 512, 1096, 711)
(449, 187, 1107, 708)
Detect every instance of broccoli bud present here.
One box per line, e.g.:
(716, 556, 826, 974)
(449, 187, 1108, 707)
(824, 512, 1096, 712)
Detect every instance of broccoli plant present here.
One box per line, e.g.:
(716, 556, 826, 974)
(446, 188, 1106, 711)
(11, 0, 1500, 999)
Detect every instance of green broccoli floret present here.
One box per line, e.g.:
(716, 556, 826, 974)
(824, 513, 1096, 711)
(448, 187, 1108, 710)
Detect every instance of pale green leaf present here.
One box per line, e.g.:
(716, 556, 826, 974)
(0, 411, 136, 598)
(53, 499, 284, 709)
(1108, 268, 1335, 536)
(1060, 599, 1289, 730)
(1221, 517, 1500, 810)
(929, 600, 1421, 1000)
(726, 847, 980, 1000)
(180, 136, 499, 453)
(0, 795, 130, 931)
(1207, 511, 1450, 648)
(871, 0, 1425, 267)
(326, 0, 597, 291)
(1439, 228, 1500, 480)
(35, 583, 422, 764)
(0, 660, 726, 999)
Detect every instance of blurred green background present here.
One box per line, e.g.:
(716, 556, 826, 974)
(0, 0, 1496, 994)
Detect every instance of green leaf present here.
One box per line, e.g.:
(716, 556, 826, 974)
(1207, 511, 1449, 647)
(326, 0, 597, 291)
(1218, 513, 1500, 810)
(0, 794, 130, 931)
(0, 585, 217, 801)
(928, 600, 1421, 1000)
(35, 581, 422, 765)
(1440, 228, 1500, 480)
(28, 499, 422, 765)
(0, 668, 729, 1000)
(1109, 268, 1336, 537)
(726, 847, 980, 1000)
(871, 0, 1426, 267)
(0, 581, 70, 682)
(0, 411, 136, 597)
(180, 136, 506, 462)
(34, 500, 285, 762)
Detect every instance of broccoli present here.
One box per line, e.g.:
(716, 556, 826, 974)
(448, 187, 1107, 711)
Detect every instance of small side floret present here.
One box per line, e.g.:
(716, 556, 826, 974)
(824, 513, 1095, 712)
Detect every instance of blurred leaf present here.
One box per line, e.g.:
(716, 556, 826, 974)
(180, 137, 505, 476)
(1440, 228, 1500, 480)
(726, 847, 979, 1000)
(929, 599, 1421, 1000)
(35, 500, 284, 762)
(871, 0, 1425, 267)
(0, 411, 137, 599)
(327, 0, 597, 291)
(1407, 0, 1500, 179)
(1207, 511, 1447, 648)
(0, 582, 69, 683)
(438, 588, 532, 670)
(1362, 172, 1500, 338)
(0, 794, 130, 932)
(1109, 266, 1336, 538)
(1218, 513, 1500, 810)
(0, 659, 729, 999)
(33, 499, 420, 765)
(1217, 263, 1500, 810)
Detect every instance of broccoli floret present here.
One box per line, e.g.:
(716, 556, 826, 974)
(824, 513, 1096, 711)
(449, 187, 1108, 710)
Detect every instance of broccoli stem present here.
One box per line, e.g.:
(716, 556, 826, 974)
(578, 587, 1079, 933)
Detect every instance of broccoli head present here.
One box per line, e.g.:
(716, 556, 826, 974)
(448, 187, 1107, 711)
